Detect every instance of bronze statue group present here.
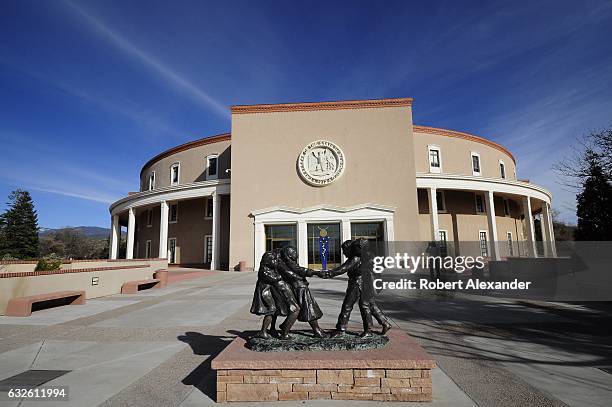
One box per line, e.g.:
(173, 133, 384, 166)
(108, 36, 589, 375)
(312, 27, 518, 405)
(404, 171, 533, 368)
(250, 238, 392, 339)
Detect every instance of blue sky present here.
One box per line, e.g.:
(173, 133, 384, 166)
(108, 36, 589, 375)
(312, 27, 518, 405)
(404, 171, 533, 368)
(1, 0, 611, 228)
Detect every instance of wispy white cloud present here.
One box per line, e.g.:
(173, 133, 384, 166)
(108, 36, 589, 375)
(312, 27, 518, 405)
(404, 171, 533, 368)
(51, 78, 187, 140)
(4, 65, 187, 141)
(0, 131, 128, 205)
(9, 183, 116, 204)
(480, 63, 612, 224)
(60, 0, 230, 120)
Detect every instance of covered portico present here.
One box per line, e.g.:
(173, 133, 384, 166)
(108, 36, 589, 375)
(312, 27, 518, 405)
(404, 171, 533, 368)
(417, 173, 556, 261)
(109, 179, 230, 269)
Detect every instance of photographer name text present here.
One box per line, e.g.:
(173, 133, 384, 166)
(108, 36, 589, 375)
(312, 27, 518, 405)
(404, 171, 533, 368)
(373, 278, 532, 290)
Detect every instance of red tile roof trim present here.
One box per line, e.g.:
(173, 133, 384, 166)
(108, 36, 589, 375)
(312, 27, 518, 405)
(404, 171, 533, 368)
(414, 125, 515, 163)
(231, 97, 413, 114)
(140, 133, 231, 177)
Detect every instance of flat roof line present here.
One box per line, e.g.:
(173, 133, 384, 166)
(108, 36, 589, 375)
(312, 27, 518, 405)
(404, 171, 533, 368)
(231, 97, 413, 114)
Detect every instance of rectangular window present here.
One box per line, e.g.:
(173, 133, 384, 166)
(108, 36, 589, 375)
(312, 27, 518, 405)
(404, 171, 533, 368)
(430, 150, 440, 167)
(207, 155, 218, 180)
(471, 153, 481, 175)
(204, 235, 213, 264)
(148, 172, 156, 190)
(145, 240, 152, 258)
(146, 209, 153, 227)
(475, 194, 486, 213)
(168, 238, 177, 264)
(265, 224, 297, 253)
(436, 190, 446, 212)
(503, 199, 510, 217)
(205, 197, 213, 219)
(438, 230, 448, 257)
(479, 231, 488, 257)
(169, 203, 178, 223)
(507, 232, 514, 257)
(428, 146, 441, 173)
(171, 164, 180, 186)
(499, 161, 506, 179)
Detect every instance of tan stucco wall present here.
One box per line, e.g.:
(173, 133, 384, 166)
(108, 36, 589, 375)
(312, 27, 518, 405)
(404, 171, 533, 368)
(166, 197, 211, 265)
(133, 196, 230, 268)
(413, 130, 516, 179)
(0, 259, 167, 315)
(229, 105, 419, 269)
(140, 140, 231, 190)
(416, 188, 526, 258)
(136, 205, 161, 258)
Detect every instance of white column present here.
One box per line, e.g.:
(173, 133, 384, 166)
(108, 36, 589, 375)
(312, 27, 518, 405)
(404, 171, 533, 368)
(298, 220, 308, 267)
(541, 211, 550, 257)
(548, 205, 557, 257)
(126, 208, 135, 259)
(486, 191, 500, 261)
(159, 201, 169, 258)
(110, 214, 119, 260)
(254, 221, 265, 271)
(384, 217, 395, 257)
(522, 196, 537, 257)
(210, 192, 220, 270)
(541, 201, 556, 257)
(341, 219, 351, 262)
(428, 187, 439, 241)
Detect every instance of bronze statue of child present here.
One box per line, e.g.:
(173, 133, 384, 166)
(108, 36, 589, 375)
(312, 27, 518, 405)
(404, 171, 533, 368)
(276, 246, 328, 338)
(325, 238, 392, 337)
(250, 251, 300, 339)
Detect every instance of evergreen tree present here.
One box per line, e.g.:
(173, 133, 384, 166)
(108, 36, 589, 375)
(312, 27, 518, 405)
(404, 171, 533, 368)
(575, 151, 612, 240)
(0, 211, 6, 257)
(0, 189, 39, 259)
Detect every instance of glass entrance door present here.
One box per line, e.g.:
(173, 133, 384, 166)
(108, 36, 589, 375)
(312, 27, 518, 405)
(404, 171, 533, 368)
(307, 223, 341, 270)
(168, 238, 177, 264)
(351, 222, 385, 257)
(265, 224, 297, 252)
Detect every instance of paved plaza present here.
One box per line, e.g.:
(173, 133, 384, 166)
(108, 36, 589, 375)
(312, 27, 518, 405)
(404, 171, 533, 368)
(0, 269, 611, 406)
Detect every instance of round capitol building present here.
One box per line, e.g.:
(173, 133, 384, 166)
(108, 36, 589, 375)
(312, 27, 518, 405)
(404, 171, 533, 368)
(109, 98, 556, 271)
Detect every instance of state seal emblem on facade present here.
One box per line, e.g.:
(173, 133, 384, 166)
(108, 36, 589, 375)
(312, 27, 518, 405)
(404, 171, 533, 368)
(297, 140, 346, 186)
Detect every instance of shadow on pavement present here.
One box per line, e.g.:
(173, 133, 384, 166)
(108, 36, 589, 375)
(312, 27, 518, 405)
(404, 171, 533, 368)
(178, 331, 234, 401)
(370, 287, 612, 368)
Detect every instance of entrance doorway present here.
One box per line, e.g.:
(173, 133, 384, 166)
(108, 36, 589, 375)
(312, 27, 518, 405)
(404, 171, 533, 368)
(265, 224, 297, 252)
(204, 235, 213, 264)
(168, 238, 177, 264)
(351, 221, 385, 257)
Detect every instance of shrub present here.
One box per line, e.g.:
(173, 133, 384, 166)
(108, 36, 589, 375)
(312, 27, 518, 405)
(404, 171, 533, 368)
(35, 257, 62, 271)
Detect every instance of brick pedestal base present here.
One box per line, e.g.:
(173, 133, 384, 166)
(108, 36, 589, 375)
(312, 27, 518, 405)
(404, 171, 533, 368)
(212, 330, 436, 403)
(216, 367, 432, 402)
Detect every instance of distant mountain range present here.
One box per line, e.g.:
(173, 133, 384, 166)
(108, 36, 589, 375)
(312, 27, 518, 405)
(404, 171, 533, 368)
(39, 226, 119, 239)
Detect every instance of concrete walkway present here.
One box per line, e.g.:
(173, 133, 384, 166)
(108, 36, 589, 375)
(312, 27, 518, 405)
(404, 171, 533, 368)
(0, 270, 610, 406)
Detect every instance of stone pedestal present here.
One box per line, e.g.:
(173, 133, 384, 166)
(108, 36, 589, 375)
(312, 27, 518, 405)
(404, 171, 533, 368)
(211, 329, 435, 402)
